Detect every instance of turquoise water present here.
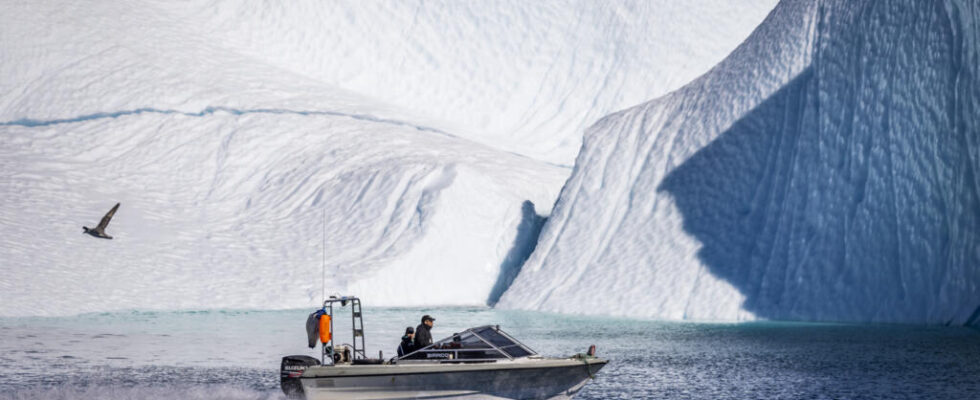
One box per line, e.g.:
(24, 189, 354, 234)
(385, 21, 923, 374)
(1, 307, 978, 399)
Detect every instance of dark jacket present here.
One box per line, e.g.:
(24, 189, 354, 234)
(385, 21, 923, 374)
(413, 323, 433, 349)
(397, 335, 415, 357)
(305, 310, 325, 349)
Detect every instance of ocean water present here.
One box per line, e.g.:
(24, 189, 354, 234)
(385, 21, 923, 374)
(1, 307, 977, 399)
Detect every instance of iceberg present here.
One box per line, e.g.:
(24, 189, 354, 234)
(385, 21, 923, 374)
(499, 0, 980, 326)
(0, 1, 774, 316)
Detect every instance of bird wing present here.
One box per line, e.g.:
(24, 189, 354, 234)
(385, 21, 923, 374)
(96, 203, 120, 231)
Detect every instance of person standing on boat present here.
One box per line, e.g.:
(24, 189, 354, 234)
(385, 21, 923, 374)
(413, 315, 435, 349)
(397, 327, 415, 356)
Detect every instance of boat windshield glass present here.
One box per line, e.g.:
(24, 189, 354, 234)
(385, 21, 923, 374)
(398, 326, 536, 361)
(472, 326, 533, 358)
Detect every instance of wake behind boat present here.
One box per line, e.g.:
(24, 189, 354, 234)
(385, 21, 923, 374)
(281, 296, 607, 400)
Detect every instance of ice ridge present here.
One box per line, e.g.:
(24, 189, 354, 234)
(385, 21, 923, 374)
(0, 106, 450, 136)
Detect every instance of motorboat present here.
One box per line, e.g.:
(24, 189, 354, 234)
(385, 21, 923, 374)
(281, 296, 608, 399)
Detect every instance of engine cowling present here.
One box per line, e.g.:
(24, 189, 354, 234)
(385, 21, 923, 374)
(280, 355, 320, 398)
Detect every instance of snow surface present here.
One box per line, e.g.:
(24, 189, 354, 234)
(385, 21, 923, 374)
(0, 0, 777, 165)
(500, 0, 980, 326)
(0, 1, 776, 316)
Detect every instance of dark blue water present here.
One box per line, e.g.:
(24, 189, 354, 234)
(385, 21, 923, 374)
(1, 308, 977, 399)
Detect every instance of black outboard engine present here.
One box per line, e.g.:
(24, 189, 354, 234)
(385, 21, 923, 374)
(280, 355, 320, 398)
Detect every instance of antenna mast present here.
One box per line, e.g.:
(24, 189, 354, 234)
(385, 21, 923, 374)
(321, 208, 326, 304)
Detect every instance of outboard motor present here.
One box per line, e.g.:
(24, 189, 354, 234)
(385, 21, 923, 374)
(280, 355, 320, 398)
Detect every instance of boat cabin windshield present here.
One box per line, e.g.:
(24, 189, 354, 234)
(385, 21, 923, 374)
(398, 325, 537, 361)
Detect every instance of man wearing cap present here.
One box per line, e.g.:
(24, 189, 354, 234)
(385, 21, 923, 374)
(413, 315, 435, 350)
(397, 327, 415, 357)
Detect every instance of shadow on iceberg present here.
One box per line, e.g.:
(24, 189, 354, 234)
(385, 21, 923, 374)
(487, 201, 547, 306)
(658, 0, 980, 325)
(659, 69, 843, 321)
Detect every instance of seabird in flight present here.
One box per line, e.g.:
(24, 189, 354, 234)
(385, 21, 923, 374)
(83, 202, 120, 239)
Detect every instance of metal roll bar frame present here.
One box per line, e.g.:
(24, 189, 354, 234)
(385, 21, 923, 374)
(320, 295, 366, 365)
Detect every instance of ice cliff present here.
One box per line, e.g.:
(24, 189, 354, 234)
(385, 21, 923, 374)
(0, 1, 774, 316)
(499, 0, 980, 326)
